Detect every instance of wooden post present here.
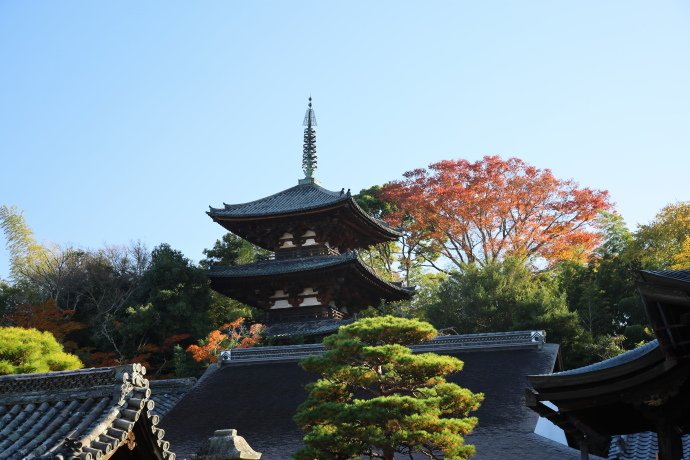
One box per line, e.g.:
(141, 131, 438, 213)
(657, 419, 683, 460)
(578, 436, 589, 460)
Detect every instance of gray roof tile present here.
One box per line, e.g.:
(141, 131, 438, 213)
(208, 253, 357, 277)
(208, 252, 413, 299)
(609, 432, 690, 459)
(209, 183, 347, 217)
(548, 340, 659, 376)
(265, 318, 355, 338)
(0, 365, 176, 460)
(641, 269, 690, 284)
(149, 377, 197, 418)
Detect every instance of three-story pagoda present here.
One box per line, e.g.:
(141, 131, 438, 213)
(207, 99, 412, 335)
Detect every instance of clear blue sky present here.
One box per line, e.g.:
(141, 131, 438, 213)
(1, 2, 689, 279)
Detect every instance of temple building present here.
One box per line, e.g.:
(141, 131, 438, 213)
(206, 99, 412, 335)
(527, 269, 690, 460)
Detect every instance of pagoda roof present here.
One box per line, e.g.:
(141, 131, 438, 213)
(207, 252, 413, 305)
(209, 183, 349, 217)
(265, 318, 356, 338)
(207, 183, 401, 247)
(208, 252, 357, 278)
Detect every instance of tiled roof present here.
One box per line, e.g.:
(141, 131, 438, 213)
(208, 252, 413, 299)
(547, 340, 659, 376)
(222, 330, 547, 365)
(207, 183, 399, 239)
(208, 183, 347, 217)
(161, 341, 600, 459)
(208, 252, 357, 277)
(641, 269, 690, 284)
(0, 364, 175, 460)
(609, 432, 690, 459)
(149, 377, 197, 418)
(265, 318, 355, 338)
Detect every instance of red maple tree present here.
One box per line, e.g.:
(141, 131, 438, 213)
(380, 156, 613, 269)
(187, 318, 264, 364)
(4, 300, 85, 351)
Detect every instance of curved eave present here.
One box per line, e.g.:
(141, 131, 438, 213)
(640, 269, 690, 290)
(346, 196, 402, 239)
(528, 340, 664, 390)
(208, 253, 412, 301)
(207, 184, 401, 245)
(208, 183, 348, 218)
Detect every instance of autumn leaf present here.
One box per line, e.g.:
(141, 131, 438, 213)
(380, 156, 612, 269)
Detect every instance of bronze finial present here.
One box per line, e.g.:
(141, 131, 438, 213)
(302, 97, 317, 180)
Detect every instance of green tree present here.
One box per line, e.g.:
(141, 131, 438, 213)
(200, 233, 265, 325)
(353, 186, 401, 282)
(425, 258, 572, 334)
(354, 186, 439, 285)
(424, 258, 601, 368)
(0, 281, 23, 320)
(200, 232, 268, 268)
(672, 235, 690, 269)
(125, 244, 212, 345)
(0, 327, 82, 375)
(0, 205, 51, 284)
(631, 201, 690, 270)
(556, 212, 645, 337)
(117, 244, 213, 375)
(294, 316, 483, 460)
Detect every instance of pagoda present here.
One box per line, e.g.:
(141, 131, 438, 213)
(207, 98, 412, 335)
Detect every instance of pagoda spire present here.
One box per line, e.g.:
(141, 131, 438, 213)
(299, 97, 319, 185)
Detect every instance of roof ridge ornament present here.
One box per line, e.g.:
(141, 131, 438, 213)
(299, 97, 320, 185)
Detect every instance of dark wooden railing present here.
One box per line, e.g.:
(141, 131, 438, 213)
(257, 246, 340, 261)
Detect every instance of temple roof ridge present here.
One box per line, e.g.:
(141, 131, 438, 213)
(0, 363, 176, 460)
(208, 182, 399, 236)
(208, 182, 347, 216)
(532, 339, 660, 380)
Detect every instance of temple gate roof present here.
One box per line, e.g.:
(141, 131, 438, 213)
(0, 364, 176, 460)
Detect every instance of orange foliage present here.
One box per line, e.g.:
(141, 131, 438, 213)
(4, 299, 85, 345)
(187, 318, 264, 363)
(380, 156, 613, 268)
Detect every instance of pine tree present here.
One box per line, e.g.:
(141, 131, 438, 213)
(294, 316, 483, 460)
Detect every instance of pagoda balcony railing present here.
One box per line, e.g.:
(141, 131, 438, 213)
(257, 246, 340, 261)
(265, 307, 345, 324)
(218, 330, 546, 365)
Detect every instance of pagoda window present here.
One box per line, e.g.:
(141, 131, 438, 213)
(301, 296, 320, 306)
(279, 233, 296, 249)
(271, 299, 291, 309)
(301, 230, 319, 247)
(270, 289, 288, 298)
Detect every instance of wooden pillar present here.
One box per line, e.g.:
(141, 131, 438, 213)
(578, 436, 589, 460)
(657, 419, 683, 460)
